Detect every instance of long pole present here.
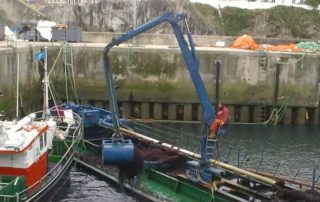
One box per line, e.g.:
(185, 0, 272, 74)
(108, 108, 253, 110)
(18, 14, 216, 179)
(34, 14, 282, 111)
(64, 43, 68, 102)
(120, 127, 277, 186)
(44, 47, 49, 118)
(133, 0, 137, 29)
(274, 63, 280, 106)
(312, 167, 316, 190)
(215, 60, 221, 110)
(318, 80, 320, 126)
(16, 52, 20, 118)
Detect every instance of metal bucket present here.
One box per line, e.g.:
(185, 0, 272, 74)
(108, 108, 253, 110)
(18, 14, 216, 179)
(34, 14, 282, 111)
(102, 139, 134, 166)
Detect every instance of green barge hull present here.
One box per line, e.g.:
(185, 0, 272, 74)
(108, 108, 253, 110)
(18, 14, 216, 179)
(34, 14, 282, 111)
(74, 136, 281, 202)
(74, 140, 231, 202)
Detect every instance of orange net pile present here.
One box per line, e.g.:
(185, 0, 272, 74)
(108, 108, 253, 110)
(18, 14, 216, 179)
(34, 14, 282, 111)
(231, 35, 259, 50)
(231, 35, 303, 52)
(260, 43, 302, 52)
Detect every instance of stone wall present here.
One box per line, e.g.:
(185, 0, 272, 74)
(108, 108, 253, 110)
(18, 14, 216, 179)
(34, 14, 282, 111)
(0, 0, 47, 25)
(0, 44, 43, 114)
(82, 32, 308, 46)
(0, 41, 319, 124)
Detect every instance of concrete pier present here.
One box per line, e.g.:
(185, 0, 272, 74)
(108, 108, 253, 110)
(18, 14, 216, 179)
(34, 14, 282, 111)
(315, 108, 319, 125)
(283, 107, 293, 125)
(0, 41, 319, 125)
(168, 104, 177, 121)
(141, 102, 150, 119)
(95, 100, 104, 109)
(228, 106, 235, 123)
(197, 105, 203, 122)
(240, 106, 250, 123)
(153, 103, 162, 120)
(122, 102, 131, 118)
(183, 104, 193, 121)
(295, 108, 306, 125)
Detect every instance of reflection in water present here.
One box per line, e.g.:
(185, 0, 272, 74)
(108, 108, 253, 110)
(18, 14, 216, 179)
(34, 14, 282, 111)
(224, 124, 319, 181)
(54, 167, 140, 202)
(55, 122, 319, 200)
(131, 122, 319, 182)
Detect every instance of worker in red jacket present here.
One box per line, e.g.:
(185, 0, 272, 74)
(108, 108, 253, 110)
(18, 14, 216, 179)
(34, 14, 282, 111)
(208, 102, 229, 139)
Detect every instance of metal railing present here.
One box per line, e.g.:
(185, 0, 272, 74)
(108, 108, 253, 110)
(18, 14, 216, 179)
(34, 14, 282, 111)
(0, 111, 82, 202)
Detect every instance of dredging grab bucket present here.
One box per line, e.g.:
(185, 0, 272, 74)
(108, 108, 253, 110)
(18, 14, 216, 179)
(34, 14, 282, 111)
(102, 138, 134, 166)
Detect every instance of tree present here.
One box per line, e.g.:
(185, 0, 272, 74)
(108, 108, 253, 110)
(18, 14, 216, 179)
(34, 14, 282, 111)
(304, 0, 320, 10)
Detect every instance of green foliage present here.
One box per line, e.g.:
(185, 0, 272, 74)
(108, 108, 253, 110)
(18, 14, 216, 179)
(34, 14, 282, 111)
(268, 6, 320, 38)
(190, 3, 224, 34)
(189, 4, 320, 38)
(0, 97, 15, 114)
(304, 0, 320, 9)
(221, 7, 258, 36)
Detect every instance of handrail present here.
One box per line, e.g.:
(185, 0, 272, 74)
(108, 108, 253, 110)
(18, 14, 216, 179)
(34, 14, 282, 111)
(0, 111, 82, 201)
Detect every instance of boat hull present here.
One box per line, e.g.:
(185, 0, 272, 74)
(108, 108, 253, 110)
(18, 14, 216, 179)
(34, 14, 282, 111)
(0, 111, 83, 202)
(0, 153, 47, 187)
(26, 151, 74, 202)
(74, 124, 320, 202)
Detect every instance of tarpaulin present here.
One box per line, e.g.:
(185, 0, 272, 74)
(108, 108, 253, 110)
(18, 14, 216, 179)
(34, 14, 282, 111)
(36, 20, 57, 41)
(4, 26, 17, 41)
(260, 43, 302, 52)
(231, 35, 258, 50)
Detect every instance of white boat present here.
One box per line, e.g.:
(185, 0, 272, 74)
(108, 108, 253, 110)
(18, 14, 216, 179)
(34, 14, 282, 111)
(0, 47, 83, 202)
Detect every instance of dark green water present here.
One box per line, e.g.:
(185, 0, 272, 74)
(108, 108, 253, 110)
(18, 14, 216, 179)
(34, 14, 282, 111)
(222, 124, 319, 182)
(54, 167, 140, 202)
(131, 122, 320, 183)
(56, 123, 319, 201)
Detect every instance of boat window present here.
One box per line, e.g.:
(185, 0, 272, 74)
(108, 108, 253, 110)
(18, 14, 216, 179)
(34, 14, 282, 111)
(44, 133, 47, 147)
(39, 135, 44, 151)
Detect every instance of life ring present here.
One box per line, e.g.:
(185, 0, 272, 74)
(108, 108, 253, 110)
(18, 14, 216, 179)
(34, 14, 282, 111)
(23, 126, 32, 132)
(23, 125, 41, 132)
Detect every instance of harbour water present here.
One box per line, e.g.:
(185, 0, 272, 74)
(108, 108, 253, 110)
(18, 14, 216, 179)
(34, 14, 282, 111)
(54, 123, 319, 201)
(53, 167, 140, 202)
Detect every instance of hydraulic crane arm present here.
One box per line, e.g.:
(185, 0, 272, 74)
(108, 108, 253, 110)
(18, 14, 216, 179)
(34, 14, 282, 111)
(103, 12, 215, 135)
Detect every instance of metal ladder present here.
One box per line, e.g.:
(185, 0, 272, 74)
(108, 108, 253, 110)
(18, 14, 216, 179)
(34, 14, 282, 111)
(256, 100, 267, 123)
(206, 138, 217, 160)
(206, 126, 226, 161)
(258, 54, 268, 82)
(62, 41, 78, 103)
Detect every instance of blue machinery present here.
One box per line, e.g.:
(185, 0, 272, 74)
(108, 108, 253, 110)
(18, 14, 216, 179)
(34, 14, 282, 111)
(102, 12, 218, 174)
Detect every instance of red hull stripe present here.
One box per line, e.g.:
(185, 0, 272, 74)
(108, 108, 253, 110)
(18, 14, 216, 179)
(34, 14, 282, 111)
(0, 125, 49, 154)
(0, 152, 48, 186)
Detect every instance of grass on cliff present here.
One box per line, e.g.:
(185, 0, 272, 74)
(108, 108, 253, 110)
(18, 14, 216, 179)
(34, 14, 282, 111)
(191, 3, 224, 34)
(191, 4, 320, 38)
(268, 6, 320, 38)
(221, 7, 259, 36)
(221, 5, 320, 38)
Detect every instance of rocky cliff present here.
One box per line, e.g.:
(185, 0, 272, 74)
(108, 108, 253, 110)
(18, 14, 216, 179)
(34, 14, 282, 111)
(2, 0, 320, 39)
(39, 0, 220, 35)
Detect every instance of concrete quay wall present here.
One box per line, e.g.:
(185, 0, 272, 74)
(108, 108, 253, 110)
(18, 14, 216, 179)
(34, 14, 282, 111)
(0, 43, 44, 115)
(82, 32, 306, 47)
(0, 41, 319, 125)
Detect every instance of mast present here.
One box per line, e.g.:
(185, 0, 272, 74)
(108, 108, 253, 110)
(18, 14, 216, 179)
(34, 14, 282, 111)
(43, 47, 49, 118)
(16, 51, 20, 119)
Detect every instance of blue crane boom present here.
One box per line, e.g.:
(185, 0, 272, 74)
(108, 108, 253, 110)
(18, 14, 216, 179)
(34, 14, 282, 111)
(103, 12, 215, 162)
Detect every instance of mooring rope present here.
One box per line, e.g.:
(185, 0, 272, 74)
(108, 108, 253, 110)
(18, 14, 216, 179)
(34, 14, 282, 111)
(264, 96, 289, 125)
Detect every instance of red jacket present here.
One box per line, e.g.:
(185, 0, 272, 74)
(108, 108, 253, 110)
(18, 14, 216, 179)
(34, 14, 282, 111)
(216, 105, 229, 123)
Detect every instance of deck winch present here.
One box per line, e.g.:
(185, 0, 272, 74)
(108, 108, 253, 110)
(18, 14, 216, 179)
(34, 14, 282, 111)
(102, 138, 134, 166)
